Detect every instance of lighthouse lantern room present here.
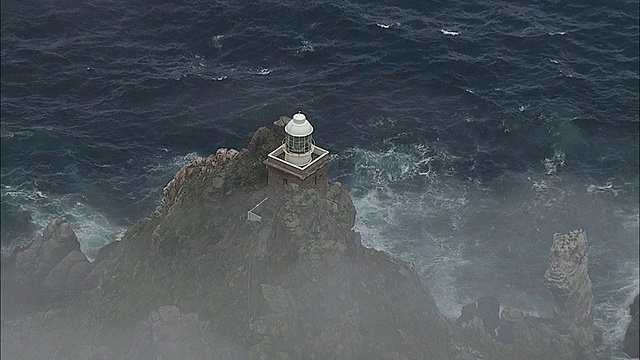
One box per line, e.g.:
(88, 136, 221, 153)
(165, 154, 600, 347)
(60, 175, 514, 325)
(263, 112, 331, 199)
(284, 113, 314, 165)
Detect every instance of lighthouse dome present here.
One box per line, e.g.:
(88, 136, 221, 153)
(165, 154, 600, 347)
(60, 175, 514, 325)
(285, 113, 313, 137)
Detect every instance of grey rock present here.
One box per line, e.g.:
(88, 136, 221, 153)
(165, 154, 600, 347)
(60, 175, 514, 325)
(14, 217, 90, 301)
(212, 176, 225, 188)
(261, 284, 294, 313)
(43, 250, 90, 295)
(544, 230, 610, 359)
(272, 116, 290, 139)
(124, 306, 215, 360)
(456, 296, 500, 337)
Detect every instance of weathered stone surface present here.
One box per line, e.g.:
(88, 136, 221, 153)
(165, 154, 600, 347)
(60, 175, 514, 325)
(261, 284, 294, 313)
(43, 250, 90, 295)
(272, 115, 290, 139)
(544, 230, 592, 327)
(13, 217, 91, 301)
(16, 217, 80, 283)
(123, 306, 218, 360)
(456, 296, 500, 337)
(543, 230, 610, 359)
(622, 294, 639, 358)
(212, 176, 224, 188)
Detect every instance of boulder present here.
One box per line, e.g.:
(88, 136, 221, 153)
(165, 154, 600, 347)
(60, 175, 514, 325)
(16, 217, 80, 280)
(14, 217, 91, 301)
(456, 296, 500, 337)
(43, 251, 92, 295)
(622, 294, 639, 358)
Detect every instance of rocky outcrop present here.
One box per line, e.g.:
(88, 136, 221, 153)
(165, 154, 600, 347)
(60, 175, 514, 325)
(545, 230, 593, 327)
(450, 230, 612, 360)
(14, 217, 92, 301)
(622, 294, 639, 358)
(456, 296, 500, 338)
(272, 115, 290, 139)
(544, 230, 610, 359)
(246, 182, 451, 359)
(156, 147, 239, 214)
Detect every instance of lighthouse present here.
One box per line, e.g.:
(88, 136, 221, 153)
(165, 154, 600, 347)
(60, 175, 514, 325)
(263, 112, 331, 199)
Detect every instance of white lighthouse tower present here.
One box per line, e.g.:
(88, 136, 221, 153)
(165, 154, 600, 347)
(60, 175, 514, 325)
(284, 113, 314, 166)
(263, 112, 331, 199)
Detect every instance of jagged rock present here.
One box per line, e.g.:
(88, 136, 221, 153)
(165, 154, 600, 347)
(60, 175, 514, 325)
(500, 306, 525, 322)
(272, 115, 290, 139)
(544, 230, 610, 359)
(544, 230, 592, 327)
(456, 296, 500, 337)
(14, 217, 91, 301)
(622, 294, 639, 358)
(243, 181, 450, 360)
(94, 240, 119, 263)
(16, 217, 80, 280)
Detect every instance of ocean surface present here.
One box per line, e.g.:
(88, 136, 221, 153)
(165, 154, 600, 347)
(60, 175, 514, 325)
(2, 0, 638, 355)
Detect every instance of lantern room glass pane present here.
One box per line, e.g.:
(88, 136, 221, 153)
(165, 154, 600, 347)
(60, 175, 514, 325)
(287, 134, 313, 153)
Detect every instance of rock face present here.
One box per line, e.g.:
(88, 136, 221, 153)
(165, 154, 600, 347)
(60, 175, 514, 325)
(622, 294, 639, 358)
(14, 217, 92, 301)
(456, 296, 500, 337)
(543, 230, 610, 359)
(246, 184, 451, 359)
(450, 230, 612, 360)
(123, 306, 220, 360)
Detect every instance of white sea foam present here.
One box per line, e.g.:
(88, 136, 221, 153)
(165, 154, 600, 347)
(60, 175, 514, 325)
(297, 40, 315, 54)
(440, 29, 460, 36)
(341, 144, 473, 317)
(252, 68, 273, 75)
(146, 152, 201, 173)
(542, 148, 565, 175)
(211, 34, 224, 49)
(586, 180, 621, 197)
(0, 129, 33, 139)
(340, 143, 639, 346)
(376, 22, 400, 29)
(1, 186, 125, 260)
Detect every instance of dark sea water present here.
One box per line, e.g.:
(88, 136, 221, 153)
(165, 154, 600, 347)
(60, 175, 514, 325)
(2, 0, 638, 355)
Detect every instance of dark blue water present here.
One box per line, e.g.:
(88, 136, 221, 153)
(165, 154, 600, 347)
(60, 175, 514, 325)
(2, 0, 638, 355)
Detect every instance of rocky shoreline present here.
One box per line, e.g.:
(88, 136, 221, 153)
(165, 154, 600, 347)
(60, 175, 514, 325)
(0, 121, 631, 359)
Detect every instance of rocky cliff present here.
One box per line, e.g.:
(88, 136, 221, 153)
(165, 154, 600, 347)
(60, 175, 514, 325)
(1, 126, 450, 359)
(0, 123, 616, 360)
